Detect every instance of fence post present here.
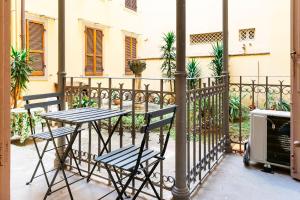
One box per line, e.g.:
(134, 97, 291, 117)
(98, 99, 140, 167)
(279, 80, 284, 111)
(239, 76, 242, 152)
(251, 80, 255, 109)
(265, 76, 269, 109)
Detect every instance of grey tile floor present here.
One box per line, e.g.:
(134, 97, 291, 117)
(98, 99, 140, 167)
(11, 144, 300, 200)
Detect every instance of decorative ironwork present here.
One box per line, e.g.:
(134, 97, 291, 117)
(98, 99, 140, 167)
(190, 32, 223, 45)
(229, 76, 291, 153)
(239, 28, 255, 41)
(64, 76, 226, 197)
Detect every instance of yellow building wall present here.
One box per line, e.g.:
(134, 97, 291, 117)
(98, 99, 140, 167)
(11, 0, 143, 95)
(10, 0, 291, 95)
(139, 0, 291, 85)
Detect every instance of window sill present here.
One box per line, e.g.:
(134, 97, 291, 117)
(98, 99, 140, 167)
(29, 76, 49, 81)
(123, 7, 138, 15)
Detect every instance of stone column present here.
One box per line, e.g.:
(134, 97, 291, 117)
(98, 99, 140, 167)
(172, 0, 190, 199)
(55, 0, 67, 167)
(222, 0, 232, 153)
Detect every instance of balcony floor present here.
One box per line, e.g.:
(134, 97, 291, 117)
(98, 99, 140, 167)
(11, 144, 300, 200)
(191, 154, 300, 200)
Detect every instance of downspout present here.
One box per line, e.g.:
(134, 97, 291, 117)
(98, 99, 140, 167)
(21, 0, 25, 49)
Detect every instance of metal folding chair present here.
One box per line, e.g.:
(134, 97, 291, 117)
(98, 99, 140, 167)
(24, 93, 82, 187)
(88, 105, 177, 200)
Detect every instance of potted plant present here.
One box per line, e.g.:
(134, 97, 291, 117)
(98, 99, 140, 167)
(128, 59, 146, 77)
(10, 47, 32, 108)
(128, 59, 146, 109)
(112, 91, 121, 105)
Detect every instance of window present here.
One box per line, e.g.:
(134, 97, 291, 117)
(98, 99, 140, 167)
(190, 32, 223, 45)
(85, 27, 103, 76)
(239, 28, 255, 41)
(26, 20, 45, 76)
(125, 0, 137, 11)
(125, 36, 137, 75)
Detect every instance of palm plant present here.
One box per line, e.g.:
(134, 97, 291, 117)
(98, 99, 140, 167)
(161, 32, 176, 92)
(10, 47, 33, 108)
(187, 58, 201, 89)
(210, 42, 224, 78)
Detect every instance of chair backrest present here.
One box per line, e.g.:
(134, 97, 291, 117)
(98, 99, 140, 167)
(23, 93, 63, 134)
(136, 105, 177, 169)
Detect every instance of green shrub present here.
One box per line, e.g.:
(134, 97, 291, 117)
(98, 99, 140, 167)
(229, 94, 248, 122)
(72, 95, 96, 108)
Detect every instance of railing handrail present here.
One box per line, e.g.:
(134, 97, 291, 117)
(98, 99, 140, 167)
(65, 75, 225, 81)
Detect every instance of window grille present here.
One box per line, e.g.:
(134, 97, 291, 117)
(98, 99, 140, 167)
(26, 20, 45, 76)
(190, 32, 223, 45)
(239, 28, 255, 41)
(85, 27, 103, 76)
(125, 0, 137, 11)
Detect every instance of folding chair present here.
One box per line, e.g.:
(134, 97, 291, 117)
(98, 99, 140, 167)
(24, 93, 82, 187)
(89, 105, 177, 200)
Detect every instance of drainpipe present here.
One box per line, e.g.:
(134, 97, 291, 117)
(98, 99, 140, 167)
(21, 0, 25, 49)
(172, 0, 190, 199)
(55, 0, 66, 167)
(222, 0, 232, 153)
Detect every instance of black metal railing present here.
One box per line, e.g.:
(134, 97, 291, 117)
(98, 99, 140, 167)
(63, 76, 226, 197)
(229, 76, 291, 153)
(186, 77, 226, 192)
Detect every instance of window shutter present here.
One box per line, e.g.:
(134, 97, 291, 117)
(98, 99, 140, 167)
(85, 27, 103, 76)
(125, 36, 132, 75)
(96, 30, 103, 73)
(85, 27, 94, 74)
(27, 21, 45, 76)
(125, 36, 137, 75)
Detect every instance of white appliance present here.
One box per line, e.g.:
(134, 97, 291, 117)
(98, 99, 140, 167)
(244, 109, 291, 169)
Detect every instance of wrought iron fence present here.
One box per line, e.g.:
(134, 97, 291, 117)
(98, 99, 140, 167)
(186, 77, 226, 192)
(229, 76, 291, 153)
(63, 75, 226, 198)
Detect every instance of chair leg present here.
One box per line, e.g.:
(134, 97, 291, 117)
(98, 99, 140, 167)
(132, 162, 161, 200)
(105, 165, 124, 200)
(87, 162, 98, 182)
(116, 172, 137, 200)
(27, 139, 50, 187)
(47, 138, 73, 200)
(113, 167, 130, 198)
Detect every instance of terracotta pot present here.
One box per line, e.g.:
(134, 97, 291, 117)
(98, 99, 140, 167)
(113, 99, 121, 105)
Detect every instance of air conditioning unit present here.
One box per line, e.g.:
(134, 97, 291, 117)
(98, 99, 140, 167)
(244, 109, 291, 170)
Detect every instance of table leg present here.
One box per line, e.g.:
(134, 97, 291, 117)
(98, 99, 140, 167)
(87, 115, 123, 182)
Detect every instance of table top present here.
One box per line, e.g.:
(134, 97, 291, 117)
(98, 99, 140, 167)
(40, 107, 130, 124)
